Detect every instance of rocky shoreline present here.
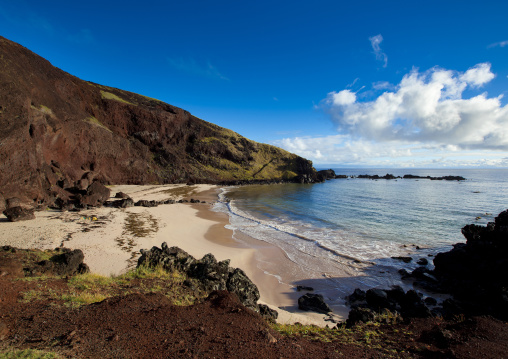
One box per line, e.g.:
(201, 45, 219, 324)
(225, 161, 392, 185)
(317, 169, 466, 181)
(329, 209, 508, 328)
(1, 215, 508, 357)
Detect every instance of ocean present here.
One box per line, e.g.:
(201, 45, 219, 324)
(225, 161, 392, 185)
(212, 168, 508, 312)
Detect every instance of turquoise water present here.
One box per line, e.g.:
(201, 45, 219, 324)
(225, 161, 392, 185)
(213, 168, 508, 307)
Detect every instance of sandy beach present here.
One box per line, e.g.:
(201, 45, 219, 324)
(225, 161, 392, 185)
(0, 184, 342, 326)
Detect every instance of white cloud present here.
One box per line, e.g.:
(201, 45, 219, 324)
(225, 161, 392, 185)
(369, 34, 388, 68)
(372, 81, 395, 90)
(459, 63, 495, 86)
(167, 57, 229, 80)
(275, 63, 508, 167)
(332, 90, 356, 105)
(488, 40, 508, 48)
(321, 63, 508, 150)
(275, 135, 508, 168)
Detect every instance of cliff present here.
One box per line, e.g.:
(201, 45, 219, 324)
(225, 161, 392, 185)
(0, 36, 318, 210)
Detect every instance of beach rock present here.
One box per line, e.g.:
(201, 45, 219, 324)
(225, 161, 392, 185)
(346, 288, 366, 305)
(401, 290, 432, 318)
(26, 248, 90, 277)
(366, 289, 391, 310)
(227, 268, 260, 311)
(298, 293, 332, 313)
(3, 206, 35, 222)
(345, 307, 376, 327)
(77, 178, 89, 191)
(190, 253, 230, 291)
(5, 197, 21, 209)
(138, 243, 260, 311)
(76, 182, 111, 207)
(110, 198, 135, 208)
(392, 256, 413, 263)
(296, 285, 314, 292)
(346, 286, 432, 320)
(135, 200, 159, 207)
(258, 304, 278, 322)
(114, 192, 130, 199)
(417, 258, 429, 265)
(429, 209, 508, 320)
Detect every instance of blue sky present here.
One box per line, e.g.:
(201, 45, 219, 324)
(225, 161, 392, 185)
(1, 0, 507, 168)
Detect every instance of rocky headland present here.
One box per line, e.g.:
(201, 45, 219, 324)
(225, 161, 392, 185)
(0, 36, 320, 214)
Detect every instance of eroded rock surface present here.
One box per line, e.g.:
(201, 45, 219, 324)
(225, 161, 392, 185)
(138, 243, 267, 317)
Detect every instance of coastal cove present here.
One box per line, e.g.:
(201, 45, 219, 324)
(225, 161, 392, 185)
(214, 168, 508, 318)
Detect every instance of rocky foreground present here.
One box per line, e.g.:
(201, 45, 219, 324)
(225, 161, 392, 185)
(1, 208, 508, 358)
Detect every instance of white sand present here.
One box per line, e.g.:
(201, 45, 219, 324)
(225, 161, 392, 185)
(0, 183, 343, 326)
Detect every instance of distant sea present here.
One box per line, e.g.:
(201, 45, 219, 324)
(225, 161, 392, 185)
(213, 168, 508, 310)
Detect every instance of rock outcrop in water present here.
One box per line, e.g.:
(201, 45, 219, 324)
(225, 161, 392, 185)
(429, 209, 508, 320)
(346, 209, 508, 324)
(0, 36, 319, 212)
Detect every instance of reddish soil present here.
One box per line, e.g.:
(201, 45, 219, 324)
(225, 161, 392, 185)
(1, 249, 508, 358)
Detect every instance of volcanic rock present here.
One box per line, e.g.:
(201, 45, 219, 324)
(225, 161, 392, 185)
(297, 293, 332, 313)
(430, 209, 508, 320)
(3, 206, 35, 222)
(138, 243, 260, 311)
(0, 36, 320, 209)
(258, 304, 279, 322)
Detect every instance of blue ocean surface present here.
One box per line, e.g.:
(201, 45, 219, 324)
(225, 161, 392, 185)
(213, 168, 508, 309)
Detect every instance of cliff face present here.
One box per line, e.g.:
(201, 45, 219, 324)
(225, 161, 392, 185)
(0, 37, 318, 209)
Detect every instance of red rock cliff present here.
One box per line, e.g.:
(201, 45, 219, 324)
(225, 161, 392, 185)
(0, 37, 318, 210)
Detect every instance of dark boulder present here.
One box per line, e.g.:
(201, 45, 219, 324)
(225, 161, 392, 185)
(346, 286, 432, 320)
(135, 200, 159, 207)
(417, 258, 428, 265)
(77, 182, 111, 207)
(5, 197, 21, 208)
(298, 293, 332, 313)
(346, 288, 366, 304)
(430, 209, 508, 320)
(345, 307, 376, 327)
(3, 206, 35, 222)
(114, 192, 130, 199)
(49, 249, 90, 276)
(296, 285, 314, 292)
(392, 256, 413, 263)
(317, 169, 336, 181)
(110, 198, 135, 208)
(258, 304, 278, 322)
(366, 289, 391, 310)
(138, 243, 260, 311)
(26, 248, 90, 277)
(227, 268, 260, 311)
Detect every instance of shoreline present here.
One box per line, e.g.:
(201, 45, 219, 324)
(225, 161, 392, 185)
(0, 184, 341, 326)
